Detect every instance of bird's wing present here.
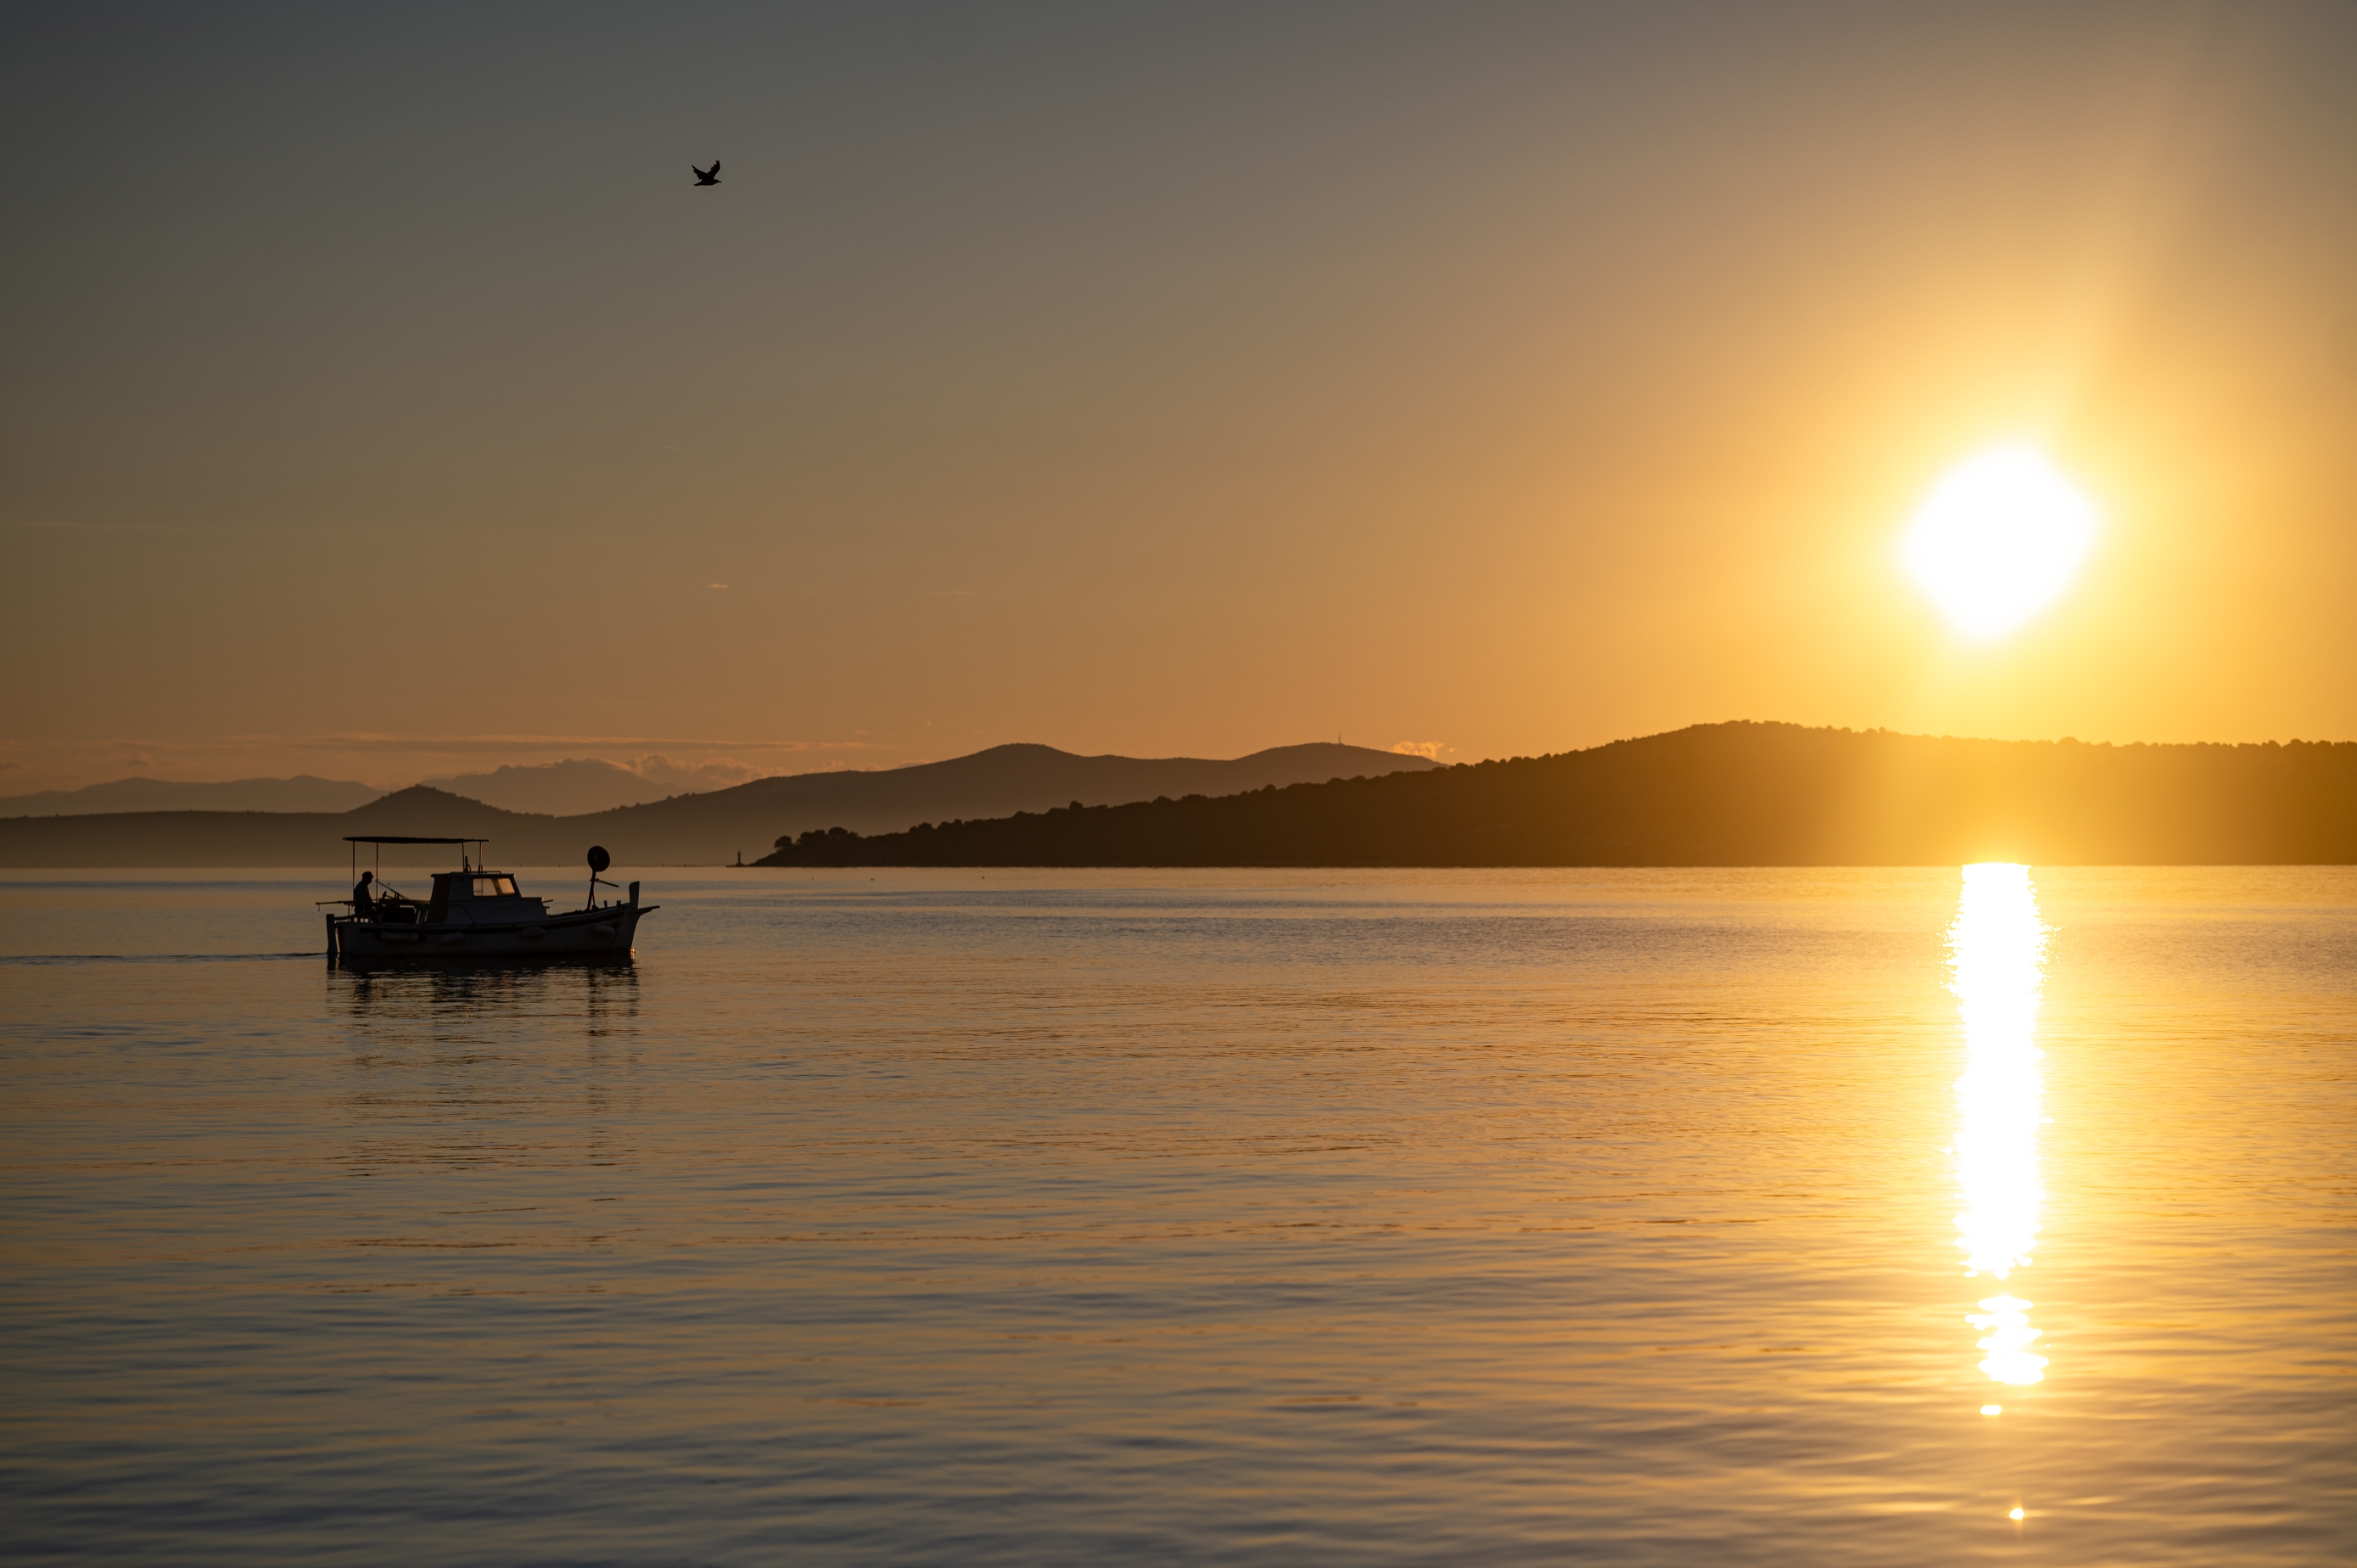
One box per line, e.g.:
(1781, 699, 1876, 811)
(710, 160, 719, 174)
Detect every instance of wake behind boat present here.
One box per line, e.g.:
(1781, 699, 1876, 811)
(326, 837, 655, 962)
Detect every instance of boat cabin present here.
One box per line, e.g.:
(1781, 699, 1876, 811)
(426, 871, 549, 925)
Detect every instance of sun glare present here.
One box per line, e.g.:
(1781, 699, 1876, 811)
(1901, 445, 2098, 641)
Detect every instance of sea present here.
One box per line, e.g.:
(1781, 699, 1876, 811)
(2, 865, 2351, 1565)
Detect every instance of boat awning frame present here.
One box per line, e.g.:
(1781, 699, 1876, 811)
(344, 836, 488, 845)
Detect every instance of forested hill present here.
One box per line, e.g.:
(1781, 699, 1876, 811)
(756, 723, 2357, 867)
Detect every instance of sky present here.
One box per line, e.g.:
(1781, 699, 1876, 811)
(4, 1, 2354, 792)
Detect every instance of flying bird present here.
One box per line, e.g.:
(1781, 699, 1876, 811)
(692, 160, 721, 186)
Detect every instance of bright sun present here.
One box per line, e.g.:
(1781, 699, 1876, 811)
(1901, 445, 2098, 641)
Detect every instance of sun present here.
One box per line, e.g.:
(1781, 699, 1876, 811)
(1901, 445, 2098, 641)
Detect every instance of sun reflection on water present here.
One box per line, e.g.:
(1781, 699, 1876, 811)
(1948, 862, 2050, 1389)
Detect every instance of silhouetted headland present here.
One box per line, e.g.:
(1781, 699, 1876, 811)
(757, 723, 2357, 868)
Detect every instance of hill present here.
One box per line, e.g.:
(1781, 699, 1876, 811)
(758, 723, 2357, 868)
(0, 775, 382, 817)
(0, 742, 1439, 867)
(559, 742, 1440, 865)
(415, 758, 764, 815)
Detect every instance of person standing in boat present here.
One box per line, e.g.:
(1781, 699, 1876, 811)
(352, 871, 376, 919)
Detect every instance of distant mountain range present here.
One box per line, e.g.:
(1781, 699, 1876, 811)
(0, 775, 382, 817)
(418, 759, 694, 816)
(10, 725, 2352, 870)
(0, 742, 1441, 867)
(760, 723, 2357, 868)
(1, 759, 736, 820)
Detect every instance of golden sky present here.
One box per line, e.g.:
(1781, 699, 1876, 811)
(4, 3, 2353, 792)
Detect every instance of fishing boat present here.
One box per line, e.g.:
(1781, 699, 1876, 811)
(325, 837, 655, 962)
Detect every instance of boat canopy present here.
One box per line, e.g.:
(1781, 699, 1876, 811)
(344, 836, 492, 876)
(344, 837, 487, 845)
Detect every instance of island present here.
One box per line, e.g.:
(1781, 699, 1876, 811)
(757, 722, 2357, 868)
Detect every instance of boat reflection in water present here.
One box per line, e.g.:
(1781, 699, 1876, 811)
(1948, 862, 2051, 1394)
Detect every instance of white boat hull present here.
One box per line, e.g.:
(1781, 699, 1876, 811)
(329, 902, 653, 963)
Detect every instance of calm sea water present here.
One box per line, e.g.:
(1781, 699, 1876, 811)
(2, 865, 2351, 1565)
